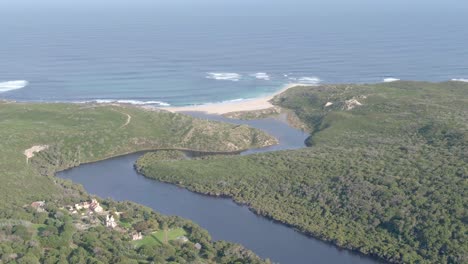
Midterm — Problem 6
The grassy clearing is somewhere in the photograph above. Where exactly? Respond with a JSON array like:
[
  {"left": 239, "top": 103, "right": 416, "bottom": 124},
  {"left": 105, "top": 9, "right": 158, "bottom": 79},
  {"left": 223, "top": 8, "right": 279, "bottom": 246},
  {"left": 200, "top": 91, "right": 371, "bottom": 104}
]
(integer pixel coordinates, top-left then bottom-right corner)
[{"left": 134, "top": 228, "right": 187, "bottom": 247}]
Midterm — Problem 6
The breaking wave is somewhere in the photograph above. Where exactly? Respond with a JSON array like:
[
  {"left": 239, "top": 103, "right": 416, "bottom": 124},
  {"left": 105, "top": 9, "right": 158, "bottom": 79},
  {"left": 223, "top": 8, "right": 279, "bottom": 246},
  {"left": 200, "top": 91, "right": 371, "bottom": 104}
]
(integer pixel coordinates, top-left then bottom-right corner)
[
  {"left": 250, "top": 72, "right": 270, "bottom": 81},
  {"left": 383, "top": 78, "right": 400, "bottom": 82},
  {"left": 0, "top": 80, "right": 29, "bottom": 92},
  {"left": 289, "top": 77, "right": 321, "bottom": 85},
  {"left": 206, "top": 72, "right": 241, "bottom": 81},
  {"left": 196, "top": 98, "right": 248, "bottom": 106},
  {"left": 77, "top": 99, "right": 171, "bottom": 106},
  {"left": 451, "top": 78, "right": 468, "bottom": 82}
]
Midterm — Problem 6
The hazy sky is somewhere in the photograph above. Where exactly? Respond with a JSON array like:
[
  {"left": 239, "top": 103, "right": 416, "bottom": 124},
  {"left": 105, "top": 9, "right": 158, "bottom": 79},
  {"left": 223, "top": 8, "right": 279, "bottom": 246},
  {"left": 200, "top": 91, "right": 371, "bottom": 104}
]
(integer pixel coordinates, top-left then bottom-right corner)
[{"left": 2, "top": 0, "right": 468, "bottom": 15}]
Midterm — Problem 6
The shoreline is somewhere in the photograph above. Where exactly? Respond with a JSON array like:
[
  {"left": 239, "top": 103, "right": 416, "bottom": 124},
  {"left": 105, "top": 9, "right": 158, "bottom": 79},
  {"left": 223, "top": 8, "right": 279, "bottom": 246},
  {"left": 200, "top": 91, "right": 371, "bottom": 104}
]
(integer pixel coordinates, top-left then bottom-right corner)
[
  {"left": 136, "top": 171, "right": 385, "bottom": 264},
  {"left": 3, "top": 80, "right": 466, "bottom": 111},
  {"left": 160, "top": 83, "right": 306, "bottom": 114}
]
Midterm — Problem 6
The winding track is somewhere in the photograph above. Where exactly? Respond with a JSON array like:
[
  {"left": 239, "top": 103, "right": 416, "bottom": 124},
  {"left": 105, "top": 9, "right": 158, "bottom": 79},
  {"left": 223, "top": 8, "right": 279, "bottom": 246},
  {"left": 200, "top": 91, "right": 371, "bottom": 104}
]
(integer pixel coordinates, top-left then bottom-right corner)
[{"left": 120, "top": 112, "right": 131, "bottom": 128}]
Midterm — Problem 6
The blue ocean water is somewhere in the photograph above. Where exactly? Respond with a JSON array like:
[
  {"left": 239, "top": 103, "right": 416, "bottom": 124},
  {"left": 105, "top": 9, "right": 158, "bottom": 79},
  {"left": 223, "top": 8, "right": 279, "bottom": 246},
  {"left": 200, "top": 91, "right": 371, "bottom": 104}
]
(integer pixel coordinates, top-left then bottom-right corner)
[{"left": 0, "top": 0, "right": 467, "bottom": 106}]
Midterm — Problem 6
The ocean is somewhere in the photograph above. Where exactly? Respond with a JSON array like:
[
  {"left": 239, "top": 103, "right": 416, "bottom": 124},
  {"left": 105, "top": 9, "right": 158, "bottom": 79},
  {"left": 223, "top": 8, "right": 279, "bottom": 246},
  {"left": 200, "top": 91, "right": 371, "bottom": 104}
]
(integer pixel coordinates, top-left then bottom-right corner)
[{"left": 1, "top": 0, "right": 467, "bottom": 106}]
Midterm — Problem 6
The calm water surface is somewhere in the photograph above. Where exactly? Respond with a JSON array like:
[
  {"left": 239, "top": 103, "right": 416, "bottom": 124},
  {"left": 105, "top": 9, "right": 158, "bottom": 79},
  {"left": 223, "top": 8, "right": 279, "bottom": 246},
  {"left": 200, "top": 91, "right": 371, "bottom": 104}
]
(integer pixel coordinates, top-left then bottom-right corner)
[
  {"left": 186, "top": 112, "right": 309, "bottom": 155},
  {"left": 58, "top": 114, "right": 382, "bottom": 264}
]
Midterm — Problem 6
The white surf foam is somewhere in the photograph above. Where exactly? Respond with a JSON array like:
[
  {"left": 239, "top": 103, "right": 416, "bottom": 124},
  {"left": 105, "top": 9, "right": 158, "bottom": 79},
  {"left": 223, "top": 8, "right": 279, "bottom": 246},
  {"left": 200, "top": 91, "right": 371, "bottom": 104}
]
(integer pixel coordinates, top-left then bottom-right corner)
[
  {"left": 115, "top": 100, "right": 171, "bottom": 106},
  {"left": 196, "top": 98, "right": 249, "bottom": 106},
  {"left": 77, "top": 99, "right": 171, "bottom": 106},
  {"left": 289, "top": 77, "right": 321, "bottom": 85},
  {"left": 451, "top": 78, "right": 468, "bottom": 83},
  {"left": 250, "top": 72, "right": 270, "bottom": 81},
  {"left": 221, "top": 98, "right": 248, "bottom": 103},
  {"left": 92, "top": 99, "right": 113, "bottom": 104},
  {"left": 0, "top": 80, "right": 29, "bottom": 92},
  {"left": 383, "top": 78, "right": 400, "bottom": 82},
  {"left": 206, "top": 72, "right": 241, "bottom": 81}
]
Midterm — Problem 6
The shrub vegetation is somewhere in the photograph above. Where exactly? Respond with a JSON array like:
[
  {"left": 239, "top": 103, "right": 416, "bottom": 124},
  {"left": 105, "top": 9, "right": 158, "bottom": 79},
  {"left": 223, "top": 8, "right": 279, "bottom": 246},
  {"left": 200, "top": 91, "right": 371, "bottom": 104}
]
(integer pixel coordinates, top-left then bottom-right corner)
[{"left": 137, "top": 81, "right": 468, "bottom": 263}]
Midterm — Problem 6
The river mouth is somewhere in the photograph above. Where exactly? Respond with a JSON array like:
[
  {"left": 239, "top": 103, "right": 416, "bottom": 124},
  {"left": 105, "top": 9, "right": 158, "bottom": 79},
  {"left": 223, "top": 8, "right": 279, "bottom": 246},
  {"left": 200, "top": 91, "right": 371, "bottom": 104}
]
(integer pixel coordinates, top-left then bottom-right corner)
[
  {"left": 57, "top": 113, "right": 382, "bottom": 264},
  {"left": 184, "top": 112, "right": 309, "bottom": 155}
]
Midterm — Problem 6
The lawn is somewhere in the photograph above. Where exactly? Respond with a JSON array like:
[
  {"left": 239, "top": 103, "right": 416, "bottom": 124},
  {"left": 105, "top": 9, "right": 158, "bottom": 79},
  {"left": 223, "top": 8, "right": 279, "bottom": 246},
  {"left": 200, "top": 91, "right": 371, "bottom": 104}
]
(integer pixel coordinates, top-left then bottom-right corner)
[
  {"left": 119, "top": 219, "right": 133, "bottom": 229},
  {"left": 133, "top": 228, "right": 187, "bottom": 247}
]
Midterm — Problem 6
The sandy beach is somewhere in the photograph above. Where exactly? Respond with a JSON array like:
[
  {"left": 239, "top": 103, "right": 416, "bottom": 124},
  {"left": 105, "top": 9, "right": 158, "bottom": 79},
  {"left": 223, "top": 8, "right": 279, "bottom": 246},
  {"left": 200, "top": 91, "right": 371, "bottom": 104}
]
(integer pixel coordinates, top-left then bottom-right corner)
[{"left": 161, "top": 83, "right": 303, "bottom": 114}]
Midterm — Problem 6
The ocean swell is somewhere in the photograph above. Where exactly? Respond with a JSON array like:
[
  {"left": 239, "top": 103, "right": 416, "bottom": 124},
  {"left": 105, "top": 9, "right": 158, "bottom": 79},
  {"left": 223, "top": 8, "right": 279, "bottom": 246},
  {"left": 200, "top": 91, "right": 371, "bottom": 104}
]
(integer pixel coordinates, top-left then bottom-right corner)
[{"left": 0, "top": 80, "right": 29, "bottom": 92}]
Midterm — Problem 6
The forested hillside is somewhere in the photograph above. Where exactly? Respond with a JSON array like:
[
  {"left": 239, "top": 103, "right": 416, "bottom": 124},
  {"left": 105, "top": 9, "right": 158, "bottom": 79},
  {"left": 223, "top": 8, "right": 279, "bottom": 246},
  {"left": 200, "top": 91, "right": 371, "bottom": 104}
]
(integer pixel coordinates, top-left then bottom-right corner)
[
  {"left": 136, "top": 81, "right": 468, "bottom": 263},
  {"left": 0, "top": 102, "right": 273, "bottom": 263}
]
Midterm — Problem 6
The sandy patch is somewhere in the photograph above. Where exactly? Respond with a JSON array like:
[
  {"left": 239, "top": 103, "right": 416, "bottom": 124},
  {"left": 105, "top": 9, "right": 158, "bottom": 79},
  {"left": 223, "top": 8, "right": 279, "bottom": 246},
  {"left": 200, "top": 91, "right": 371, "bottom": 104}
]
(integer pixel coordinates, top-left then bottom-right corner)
[
  {"left": 24, "top": 145, "right": 49, "bottom": 160},
  {"left": 160, "top": 83, "right": 307, "bottom": 115},
  {"left": 344, "top": 99, "right": 362, "bottom": 110}
]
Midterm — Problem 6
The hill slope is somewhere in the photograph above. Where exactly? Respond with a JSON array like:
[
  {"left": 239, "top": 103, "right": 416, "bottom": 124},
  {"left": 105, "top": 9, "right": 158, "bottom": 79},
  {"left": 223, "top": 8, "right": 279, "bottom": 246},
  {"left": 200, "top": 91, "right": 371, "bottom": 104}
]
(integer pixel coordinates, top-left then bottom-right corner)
[
  {"left": 136, "top": 81, "right": 468, "bottom": 263},
  {"left": 0, "top": 102, "right": 274, "bottom": 263}
]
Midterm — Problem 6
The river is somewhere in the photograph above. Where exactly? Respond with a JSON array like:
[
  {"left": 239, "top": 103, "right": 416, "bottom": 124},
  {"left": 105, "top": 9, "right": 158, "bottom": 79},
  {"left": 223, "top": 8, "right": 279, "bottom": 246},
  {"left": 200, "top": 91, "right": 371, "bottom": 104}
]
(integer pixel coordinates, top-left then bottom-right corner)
[{"left": 58, "top": 112, "right": 382, "bottom": 264}]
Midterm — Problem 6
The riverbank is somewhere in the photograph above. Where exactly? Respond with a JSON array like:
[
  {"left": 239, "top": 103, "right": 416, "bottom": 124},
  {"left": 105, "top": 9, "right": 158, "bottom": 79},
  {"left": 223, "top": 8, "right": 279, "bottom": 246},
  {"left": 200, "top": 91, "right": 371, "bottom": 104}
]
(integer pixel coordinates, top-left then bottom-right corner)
[
  {"left": 135, "top": 81, "right": 468, "bottom": 264},
  {"left": 59, "top": 151, "right": 381, "bottom": 264},
  {"left": 134, "top": 160, "right": 383, "bottom": 263},
  {"left": 160, "top": 83, "right": 305, "bottom": 114},
  {"left": 0, "top": 102, "right": 278, "bottom": 263}
]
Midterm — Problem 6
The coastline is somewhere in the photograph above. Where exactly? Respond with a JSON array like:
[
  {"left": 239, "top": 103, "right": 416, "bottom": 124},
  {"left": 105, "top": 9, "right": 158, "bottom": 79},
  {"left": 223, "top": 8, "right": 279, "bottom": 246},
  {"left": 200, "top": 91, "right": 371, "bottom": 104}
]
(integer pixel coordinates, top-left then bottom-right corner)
[{"left": 160, "top": 83, "right": 305, "bottom": 114}]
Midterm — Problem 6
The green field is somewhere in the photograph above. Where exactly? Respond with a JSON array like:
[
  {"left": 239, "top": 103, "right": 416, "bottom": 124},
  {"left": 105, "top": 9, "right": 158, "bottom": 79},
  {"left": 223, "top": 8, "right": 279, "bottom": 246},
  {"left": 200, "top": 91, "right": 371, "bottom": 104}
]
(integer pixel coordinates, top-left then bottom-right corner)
[
  {"left": 134, "top": 228, "right": 187, "bottom": 247},
  {"left": 137, "top": 81, "right": 468, "bottom": 264},
  {"left": 0, "top": 102, "right": 271, "bottom": 263}
]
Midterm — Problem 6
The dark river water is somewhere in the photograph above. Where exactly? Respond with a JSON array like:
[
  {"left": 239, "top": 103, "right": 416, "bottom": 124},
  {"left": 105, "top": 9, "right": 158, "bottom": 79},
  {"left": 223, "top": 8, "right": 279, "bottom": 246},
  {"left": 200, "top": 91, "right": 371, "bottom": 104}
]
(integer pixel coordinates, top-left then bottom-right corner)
[{"left": 58, "top": 113, "right": 381, "bottom": 264}]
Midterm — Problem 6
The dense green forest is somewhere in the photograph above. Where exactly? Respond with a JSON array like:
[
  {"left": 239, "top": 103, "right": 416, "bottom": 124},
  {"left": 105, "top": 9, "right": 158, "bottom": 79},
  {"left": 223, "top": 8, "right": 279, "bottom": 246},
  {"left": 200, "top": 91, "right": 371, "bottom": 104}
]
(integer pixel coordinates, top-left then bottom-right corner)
[
  {"left": 136, "top": 81, "right": 468, "bottom": 263},
  {"left": 0, "top": 102, "right": 273, "bottom": 263}
]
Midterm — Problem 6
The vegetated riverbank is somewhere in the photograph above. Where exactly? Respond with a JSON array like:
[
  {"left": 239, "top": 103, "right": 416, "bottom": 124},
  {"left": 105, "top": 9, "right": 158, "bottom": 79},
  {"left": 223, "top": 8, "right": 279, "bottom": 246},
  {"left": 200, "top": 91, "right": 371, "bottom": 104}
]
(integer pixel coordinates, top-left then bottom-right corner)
[
  {"left": 135, "top": 150, "right": 386, "bottom": 263},
  {"left": 0, "top": 102, "right": 275, "bottom": 263},
  {"left": 59, "top": 151, "right": 381, "bottom": 264},
  {"left": 135, "top": 81, "right": 468, "bottom": 264},
  {"left": 134, "top": 150, "right": 382, "bottom": 261}
]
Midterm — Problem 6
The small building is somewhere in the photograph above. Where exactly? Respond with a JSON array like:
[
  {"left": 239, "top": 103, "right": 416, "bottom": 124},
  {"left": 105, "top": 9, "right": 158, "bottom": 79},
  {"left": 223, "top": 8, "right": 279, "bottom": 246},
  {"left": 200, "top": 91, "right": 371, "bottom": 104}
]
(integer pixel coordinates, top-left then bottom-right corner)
[
  {"left": 105, "top": 214, "right": 117, "bottom": 228},
  {"left": 66, "top": 205, "right": 78, "bottom": 214},
  {"left": 89, "top": 199, "right": 103, "bottom": 213},
  {"left": 75, "top": 201, "right": 91, "bottom": 210},
  {"left": 30, "top": 201, "right": 45, "bottom": 212},
  {"left": 73, "top": 199, "right": 103, "bottom": 213},
  {"left": 131, "top": 232, "right": 143, "bottom": 241}
]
